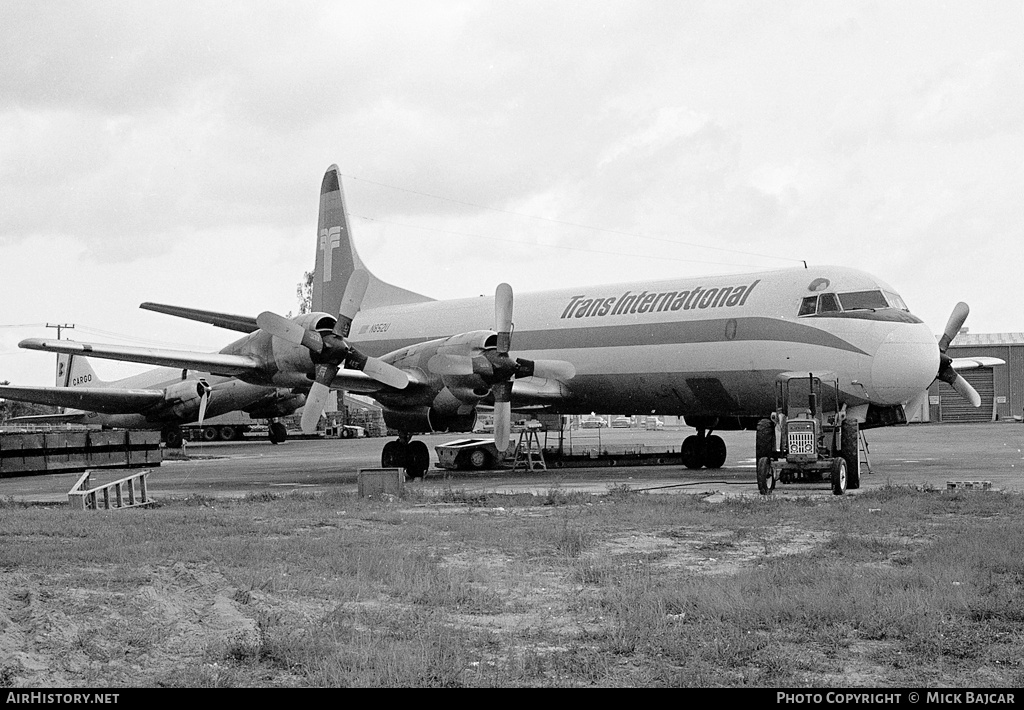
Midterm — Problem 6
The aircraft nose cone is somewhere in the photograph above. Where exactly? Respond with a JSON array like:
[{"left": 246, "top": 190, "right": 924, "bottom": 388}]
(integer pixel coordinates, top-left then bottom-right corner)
[{"left": 870, "top": 324, "right": 939, "bottom": 404}]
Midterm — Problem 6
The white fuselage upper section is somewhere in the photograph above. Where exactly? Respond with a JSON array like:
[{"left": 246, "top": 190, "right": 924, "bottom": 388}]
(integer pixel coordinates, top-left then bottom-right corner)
[{"left": 346, "top": 266, "right": 939, "bottom": 417}]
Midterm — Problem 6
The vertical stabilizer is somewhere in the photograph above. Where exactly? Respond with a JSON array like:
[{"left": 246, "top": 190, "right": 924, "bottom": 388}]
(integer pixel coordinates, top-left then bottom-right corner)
[
  {"left": 55, "top": 354, "right": 107, "bottom": 389},
  {"left": 313, "top": 165, "right": 433, "bottom": 315}
]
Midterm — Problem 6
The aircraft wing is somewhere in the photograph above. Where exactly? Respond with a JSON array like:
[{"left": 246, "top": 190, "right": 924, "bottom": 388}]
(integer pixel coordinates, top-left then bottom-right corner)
[
  {"left": 0, "top": 384, "right": 165, "bottom": 414},
  {"left": 952, "top": 356, "right": 1005, "bottom": 370},
  {"left": 19, "top": 338, "right": 261, "bottom": 377},
  {"left": 139, "top": 303, "right": 259, "bottom": 333}
]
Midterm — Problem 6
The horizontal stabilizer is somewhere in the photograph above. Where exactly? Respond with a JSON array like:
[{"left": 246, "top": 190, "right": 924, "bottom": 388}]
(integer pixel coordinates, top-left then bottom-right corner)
[
  {"left": 951, "top": 356, "right": 1005, "bottom": 370},
  {"left": 140, "top": 303, "right": 259, "bottom": 333},
  {"left": 19, "top": 338, "right": 261, "bottom": 377},
  {"left": 0, "top": 384, "right": 165, "bottom": 414},
  {"left": 5, "top": 413, "right": 88, "bottom": 425}
]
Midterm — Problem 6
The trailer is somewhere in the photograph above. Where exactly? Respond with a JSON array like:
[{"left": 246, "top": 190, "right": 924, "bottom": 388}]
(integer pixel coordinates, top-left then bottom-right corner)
[{"left": 434, "top": 438, "right": 510, "bottom": 471}]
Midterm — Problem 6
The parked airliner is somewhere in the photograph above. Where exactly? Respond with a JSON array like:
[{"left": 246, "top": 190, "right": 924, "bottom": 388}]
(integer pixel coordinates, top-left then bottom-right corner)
[{"left": 9, "top": 165, "right": 997, "bottom": 481}]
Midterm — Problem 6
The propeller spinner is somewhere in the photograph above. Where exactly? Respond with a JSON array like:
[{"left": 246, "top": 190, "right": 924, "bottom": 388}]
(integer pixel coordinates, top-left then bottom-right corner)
[
  {"left": 256, "top": 269, "right": 408, "bottom": 433},
  {"left": 935, "top": 302, "right": 981, "bottom": 407}
]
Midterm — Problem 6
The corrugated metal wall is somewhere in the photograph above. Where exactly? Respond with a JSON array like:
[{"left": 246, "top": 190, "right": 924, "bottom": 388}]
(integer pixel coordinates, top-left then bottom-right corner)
[{"left": 937, "top": 368, "right": 996, "bottom": 422}]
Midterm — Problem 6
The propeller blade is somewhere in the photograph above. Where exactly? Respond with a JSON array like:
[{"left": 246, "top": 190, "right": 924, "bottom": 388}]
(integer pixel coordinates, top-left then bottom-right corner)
[
  {"left": 362, "top": 357, "right": 410, "bottom": 389},
  {"left": 494, "top": 401, "right": 512, "bottom": 453},
  {"left": 952, "top": 374, "right": 982, "bottom": 408},
  {"left": 301, "top": 381, "right": 331, "bottom": 434},
  {"left": 521, "top": 359, "right": 576, "bottom": 382},
  {"left": 495, "top": 283, "right": 513, "bottom": 354},
  {"left": 427, "top": 353, "right": 475, "bottom": 376},
  {"left": 336, "top": 269, "right": 370, "bottom": 337},
  {"left": 257, "top": 311, "right": 324, "bottom": 353},
  {"left": 493, "top": 381, "right": 512, "bottom": 452},
  {"left": 195, "top": 378, "right": 212, "bottom": 426},
  {"left": 939, "top": 302, "right": 969, "bottom": 353},
  {"left": 301, "top": 363, "right": 338, "bottom": 433},
  {"left": 938, "top": 367, "right": 982, "bottom": 408}
]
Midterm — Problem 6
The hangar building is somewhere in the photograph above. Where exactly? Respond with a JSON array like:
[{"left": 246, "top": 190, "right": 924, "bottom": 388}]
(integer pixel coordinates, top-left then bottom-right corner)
[{"left": 926, "top": 332, "right": 1024, "bottom": 423}]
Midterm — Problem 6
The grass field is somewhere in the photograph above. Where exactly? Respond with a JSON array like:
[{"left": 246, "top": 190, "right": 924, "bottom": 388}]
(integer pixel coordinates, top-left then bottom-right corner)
[{"left": 2, "top": 484, "right": 1024, "bottom": 688}]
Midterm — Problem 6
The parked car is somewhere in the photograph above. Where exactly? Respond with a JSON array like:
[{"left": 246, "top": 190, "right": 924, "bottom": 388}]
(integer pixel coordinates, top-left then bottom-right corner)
[
  {"left": 644, "top": 417, "right": 665, "bottom": 430},
  {"left": 579, "top": 417, "right": 607, "bottom": 428},
  {"left": 611, "top": 416, "right": 631, "bottom": 428}
]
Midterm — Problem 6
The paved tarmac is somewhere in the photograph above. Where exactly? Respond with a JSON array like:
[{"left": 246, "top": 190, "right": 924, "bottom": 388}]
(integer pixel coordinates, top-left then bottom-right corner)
[{"left": 2, "top": 422, "right": 1022, "bottom": 504}]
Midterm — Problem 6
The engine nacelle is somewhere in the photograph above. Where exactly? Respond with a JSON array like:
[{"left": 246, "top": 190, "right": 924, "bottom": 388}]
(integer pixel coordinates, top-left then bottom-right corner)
[
  {"left": 245, "top": 389, "right": 306, "bottom": 419},
  {"left": 156, "top": 379, "right": 211, "bottom": 421},
  {"left": 267, "top": 311, "right": 337, "bottom": 380},
  {"left": 382, "top": 406, "right": 477, "bottom": 435}
]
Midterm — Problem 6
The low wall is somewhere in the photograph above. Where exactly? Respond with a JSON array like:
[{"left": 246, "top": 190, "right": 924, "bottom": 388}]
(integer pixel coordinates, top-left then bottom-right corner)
[{"left": 0, "top": 429, "right": 161, "bottom": 476}]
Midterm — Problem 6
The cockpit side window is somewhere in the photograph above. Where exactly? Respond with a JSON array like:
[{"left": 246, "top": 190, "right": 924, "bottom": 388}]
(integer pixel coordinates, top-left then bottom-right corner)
[
  {"left": 838, "top": 290, "right": 889, "bottom": 311},
  {"left": 818, "top": 293, "right": 841, "bottom": 313},
  {"left": 884, "top": 291, "right": 908, "bottom": 311},
  {"left": 798, "top": 292, "right": 842, "bottom": 316},
  {"left": 798, "top": 296, "right": 818, "bottom": 316}
]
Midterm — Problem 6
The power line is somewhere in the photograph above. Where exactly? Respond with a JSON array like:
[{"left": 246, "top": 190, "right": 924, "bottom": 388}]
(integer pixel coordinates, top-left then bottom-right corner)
[
  {"left": 350, "top": 214, "right": 769, "bottom": 270},
  {"left": 342, "top": 173, "right": 805, "bottom": 266}
]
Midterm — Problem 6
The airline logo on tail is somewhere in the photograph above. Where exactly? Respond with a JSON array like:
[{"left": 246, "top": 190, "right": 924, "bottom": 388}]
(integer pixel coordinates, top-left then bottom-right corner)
[{"left": 320, "top": 227, "right": 342, "bottom": 283}]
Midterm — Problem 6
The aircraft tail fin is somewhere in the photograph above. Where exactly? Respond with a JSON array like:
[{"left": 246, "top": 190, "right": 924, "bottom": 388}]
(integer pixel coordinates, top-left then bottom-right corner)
[
  {"left": 55, "top": 353, "right": 108, "bottom": 389},
  {"left": 313, "top": 164, "right": 434, "bottom": 315}
]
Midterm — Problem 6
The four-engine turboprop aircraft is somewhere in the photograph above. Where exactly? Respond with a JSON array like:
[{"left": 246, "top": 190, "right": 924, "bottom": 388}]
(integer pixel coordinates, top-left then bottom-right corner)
[{"left": 10, "top": 164, "right": 1002, "bottom": 481}]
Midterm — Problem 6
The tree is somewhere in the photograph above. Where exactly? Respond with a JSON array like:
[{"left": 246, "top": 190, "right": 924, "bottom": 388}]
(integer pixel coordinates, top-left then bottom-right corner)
[
  {"left": 0, "top": 381, "right": 58, "bottom": 422},
  {"left": 296, "top": 270, "right": 314, "bottom": 316}
]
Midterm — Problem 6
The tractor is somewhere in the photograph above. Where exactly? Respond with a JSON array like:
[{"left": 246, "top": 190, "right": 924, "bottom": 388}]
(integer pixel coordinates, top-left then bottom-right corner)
[{"left": 756, "top": 371, "right": 860, "bottom": 496}]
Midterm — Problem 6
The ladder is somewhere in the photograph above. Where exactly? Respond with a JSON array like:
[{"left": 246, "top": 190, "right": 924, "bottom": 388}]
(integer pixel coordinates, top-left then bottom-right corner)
[
  {"left": 859, "top": 430, "right": 873, "bottom": 475},
  {"left": 511, "top": 427, "right": 547, "bottom": 471}
]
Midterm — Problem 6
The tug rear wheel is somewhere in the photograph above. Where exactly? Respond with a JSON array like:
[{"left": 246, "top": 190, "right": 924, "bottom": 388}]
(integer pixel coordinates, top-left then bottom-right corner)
[
  {"left": 756, "top": 457, "right": 775, "bottom": 495},
  {"left": 831, "top": 457, "right": 848, "bottom": 496}
]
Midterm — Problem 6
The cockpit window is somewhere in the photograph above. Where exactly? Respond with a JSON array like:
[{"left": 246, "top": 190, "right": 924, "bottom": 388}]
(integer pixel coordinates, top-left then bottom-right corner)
[
  {"left": 798, "top": 296, "right": 817, "bottom": 316},
  {"left": 818, "top": 293, "right": 841, "bottom": 313},
  {"left": 884, "top": 291, "right": 908, "bottom": 311},
  {"left": 797, "top": 292, "right": 841, "bottom": 316},
  {"left": 837, "top": 290, "right": 889, "bottom": 311},
  {"left": 798, "top": 288, "right": 910, "bottom": 317}
]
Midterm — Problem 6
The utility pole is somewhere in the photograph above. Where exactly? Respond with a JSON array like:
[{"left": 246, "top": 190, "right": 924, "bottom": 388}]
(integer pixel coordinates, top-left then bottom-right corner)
[
  {"left": 46, "top": 323, "right": 74, "bottom": 340},
  {"left": 46, "top": 324, "right": 75, "bottom": 394}
]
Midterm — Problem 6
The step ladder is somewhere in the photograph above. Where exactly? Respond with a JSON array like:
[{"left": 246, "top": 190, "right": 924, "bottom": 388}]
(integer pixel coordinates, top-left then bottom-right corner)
[
  {"left": 859, "top": 430, "right": 873, "bottom": 475},
  {"left": 511, "top": 427, "right": 547, "bottom": 471},
  {"left": 68, "top": 469, "right": 155, "bottom": 510}
]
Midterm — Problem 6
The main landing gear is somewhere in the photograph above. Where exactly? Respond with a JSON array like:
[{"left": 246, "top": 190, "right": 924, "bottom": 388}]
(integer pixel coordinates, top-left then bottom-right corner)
[
  {"left": 681, "top": 429, "right": 727, "bottom": 470},
  {"left": 381, "top": 433, "right": 430, "bottom": 480},
  {"left": 162, "top": 425, "right": 184, "bottom": 449},
  {"left": 268, "top": 421, "right": 287, "bottom": 445}
]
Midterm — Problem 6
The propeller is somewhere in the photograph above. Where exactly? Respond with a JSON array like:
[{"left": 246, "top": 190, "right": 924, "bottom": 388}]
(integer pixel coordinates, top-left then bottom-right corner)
[
  {"left": 483, "top": 284, "right": 576, "bottom": 452},
  {"left": 255, "top": 270, "right": 409, "bottom": 433},
  {"left": 425, "top": 283, "right": 576, "bottom": 452},
  {"left": 935, "top": 301, "right": 981, "bottom": 407},
  {"left": 197, "top": 379, "right": 210, "bottom": 426},
  {"left": 492, "top": 284, "right": 515, "bottom": 451}
]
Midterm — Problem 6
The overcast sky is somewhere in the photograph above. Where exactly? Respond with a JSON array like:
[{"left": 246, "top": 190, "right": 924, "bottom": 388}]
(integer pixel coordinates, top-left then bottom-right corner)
[{"left": 2, "top": 0, "right": 1022, "bottom": 386}]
